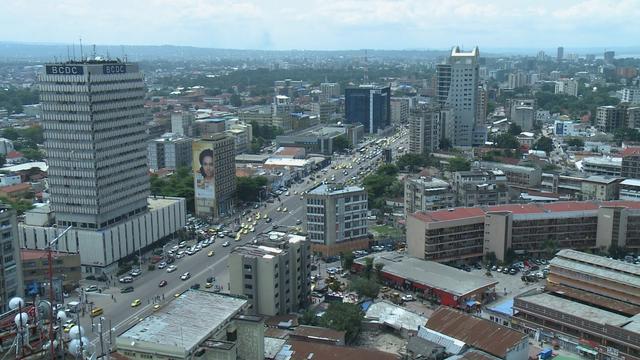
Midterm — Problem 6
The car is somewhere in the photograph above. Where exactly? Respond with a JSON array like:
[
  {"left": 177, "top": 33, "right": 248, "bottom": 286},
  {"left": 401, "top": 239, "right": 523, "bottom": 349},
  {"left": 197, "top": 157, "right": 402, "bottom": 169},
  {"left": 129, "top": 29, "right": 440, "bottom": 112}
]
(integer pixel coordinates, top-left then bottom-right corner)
[
  {"left": 171, "top": 245, "right": 179, "bottom": 252},
  {"left": 208, "top": 250, "right": 215, "bottom": 257},
  {"left": 120, "top": 286, "right": 134, "bottom": 293},
  {"left": 190, "top": 283, "right": 200, "bottom": 290},
  {"left": 474, "top": 263, "right": 483, "bottom": 270},
  {"left": 206, "top": 276, "right": 215, "bottom": 283},
  {"left": 282, "top": 207, "right": 288, "bottom": 212},
  {"left": 254, "top": 203, "right": 259, "bottom": 209},
  {"left": 130, "top": 269, "right": 142, "bottom": 277},
  {"left": 178, "top": 241, "right": 187, "bottom": 248},
  {"left": 180, "top": 272, "right": 191, "bottom": 280},
  {"left": 265, "top": 217, "right": 272, "bottom": 223},
  {"left": 174, "top": 293, "right": 181, "bottom": 298},
  {"left": 205, "top": 282, "right": 213, "bottom": 288},
  {"left": 63, "top": 321, "right": 76, "bottom": 333},
  {"left": 119, "top": 276, "right": 133, "bottom": 283},
  {"left": 153, "top": 304, "right": 161, "bottom": 311},
  {"left": 491, "top": 265, "right": 497, "bottom": 271},
  {"left": 285, "top": 192, "right": 290, "bottom": 196},
  {"left": 157, "top": 262, "right": 167, "bottom": 269},
  {"left": 131, "top": 299, "right": 141, "bottom": 307},
  {"left": 85, "top": 285, "right": 99, "bottom": 292},
  {"left": 401, "top": 294, "right": 414, "bottom": 302},
  {"left": 510, "top": 268, "right": 518, "bottom": 275},
  {"left": 222, "top": 241, "right": 230, "bottom": 247},
  {"left": 296, "top": 219, "right": 302, "bottom": 225},
  {"left": 158, "top": 280, "right": 168, "bottom": 287},
  {"left": 276, "top": 207, "right": 282, "bottom": 212},
  {"left": 166, "top": 265, "right": 178, "bottom": 273}
]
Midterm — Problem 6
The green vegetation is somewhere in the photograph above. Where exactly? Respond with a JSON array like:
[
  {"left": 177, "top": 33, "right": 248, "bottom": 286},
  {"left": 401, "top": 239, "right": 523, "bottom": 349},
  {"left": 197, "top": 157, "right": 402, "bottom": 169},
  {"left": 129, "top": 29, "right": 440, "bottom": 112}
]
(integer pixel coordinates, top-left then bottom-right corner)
[
  {"left": 565, "top": 137, "right": 584, "bottom": 148},
  {"left": 0, "top": 196, "right": 34, "bottom": 215},
  {"left": 447, "top": 157, "right": 471, "bottom": 172},
  {"left": 349, "top": 276, "right": 380, "bottom": 299},
  {"left": 299, "top": 309, "right": 318, "bottom": 326},
  {"left": 613, "top": 128, "right": 640, "bottom": 145},
  {"left": 0, "top": 88, "right": 39, "bottom": 115},
  {"left": 249, "top": 122, "right": 284, "bottom": 153},
  {"left": 341, "top": 252, "right": 354, "bottom": 271},
  {"left": 362, "top": 164, "right": 403, "bottom": 212},
  {"left": 533, "top": 136, "right": 554, "bottom": 154},
  {"left": 236, "top": 176, "right": 268, "bottom": 202},
  {"left": 319, "top": 302, "right": 364, "bottom": 344},
  {"left": 333, "top": 135, "right": 352, "bottom": 153},
  {"left": 534, "top": 84, "right": 619, "bottom": 118},
  {"left": 371, "top": 225, "right": 403, "bottom": 239},
  {"left": 2, "top": 126, "right": 44, "bottom": 152},
  {"left": 508, "top": 123, "right": 522, "bottom": 136},
  {"left": 493, "top": 133, "right": 520, "bottom": 149},
  {"left": 150, "top": 167, "right": 195, "bottom": 212},
  {"left": 396, "top": 153, "right": 436, "bottom": 172}
]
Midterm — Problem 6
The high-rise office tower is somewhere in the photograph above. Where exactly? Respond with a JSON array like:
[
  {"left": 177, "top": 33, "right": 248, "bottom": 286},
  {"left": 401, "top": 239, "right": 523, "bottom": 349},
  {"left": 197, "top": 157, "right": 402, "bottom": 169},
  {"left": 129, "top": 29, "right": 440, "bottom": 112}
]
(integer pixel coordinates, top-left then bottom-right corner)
[
  {"left": 557, "top": 46, "right": 564, "bottom": 61},
  {"left": 40, "top": 61, "right": 149, "bottom": 229},
  {"left": 409, "top": 105, "right": 440, "bottom": 155},
  {"left": 320, "top": 82, "right": 341, "bottom": 102},
  {"left": 604, "top": 51, "right": 615, "bottom": 64},
  {"left": 345, "top": 85, "right": 391, "bottom": 134},
  {"left": 436, "top": 46, "right": 481, "bottom": 147}
]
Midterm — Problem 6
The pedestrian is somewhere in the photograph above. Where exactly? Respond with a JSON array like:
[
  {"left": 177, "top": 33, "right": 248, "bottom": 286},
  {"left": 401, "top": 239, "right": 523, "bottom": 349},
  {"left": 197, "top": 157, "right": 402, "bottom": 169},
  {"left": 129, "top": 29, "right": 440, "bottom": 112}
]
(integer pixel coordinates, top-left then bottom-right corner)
[{"left": 162, "top": 293, "right": 164, "bottom": 300}]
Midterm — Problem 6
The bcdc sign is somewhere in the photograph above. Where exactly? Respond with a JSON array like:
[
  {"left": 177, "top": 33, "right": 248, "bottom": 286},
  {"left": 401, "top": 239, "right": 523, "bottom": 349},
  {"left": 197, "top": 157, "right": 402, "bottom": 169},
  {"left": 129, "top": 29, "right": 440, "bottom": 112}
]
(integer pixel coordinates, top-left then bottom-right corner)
[
  {"left": 103, "top": 64, "right": 127, "bottom": 74},
  {"left": 46, "top": 65, "right": 84, "bottom": 75}
]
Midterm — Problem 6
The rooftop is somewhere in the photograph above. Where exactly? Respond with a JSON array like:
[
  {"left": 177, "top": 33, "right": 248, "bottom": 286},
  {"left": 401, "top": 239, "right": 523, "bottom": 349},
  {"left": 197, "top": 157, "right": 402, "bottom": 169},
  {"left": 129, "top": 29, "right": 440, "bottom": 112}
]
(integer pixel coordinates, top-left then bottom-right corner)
[
  {"left": 410, "top": 208, "right": 485, "bottom": 223},
  {"left": 516, "top": 293, "right": 629, "bottom": 327},
  {"left": 148, "top": 196, "right": 183, "bottom": 211},
  {"left": 426, "top": 307, "right": 526, "bottom": 358},
  {"left": 264, "top": 158, "right": 309, "bottom": 167},
  {"left": 117, "top": 290, "right": 247, "bottom": 355},
  {"left": 21, "top": 249, "right": 78, "bottom": 261},
  {"left": 354, "top": 253, "right": 497, "bottom": 297},
  {"left": 1, "top": 161, "right": 47, "bottom": 172},
  {"left": 365, "top": 301, "right": 428, "bottom": 332},
  {"left": 290, "top": 325, "right": 345, "bottom": 343},
  {"left": 552, "top": 249, "right": 640, "bottom": 288},
  {"left": 308, "top": 184, "right": 365, "bottom": 196},
  {"left": 280, "top": 340, "right": 399, "bottom": 360},
  {"left": 583, "top": 175, "right": 622, "bottom": 184},
  {"left": 582, "top": 156, "right": 622, "bottom": 166}
]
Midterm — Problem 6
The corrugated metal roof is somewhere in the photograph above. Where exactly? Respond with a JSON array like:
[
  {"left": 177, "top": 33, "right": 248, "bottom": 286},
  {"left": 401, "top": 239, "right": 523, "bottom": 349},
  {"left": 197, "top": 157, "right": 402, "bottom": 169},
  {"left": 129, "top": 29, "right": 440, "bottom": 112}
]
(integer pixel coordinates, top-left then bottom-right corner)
[
  {"left": 426, "top": 307, "right": 526, "bottom": 358},
  {"left": 417, "top": 326, "right": 466, "bottom": 355}
]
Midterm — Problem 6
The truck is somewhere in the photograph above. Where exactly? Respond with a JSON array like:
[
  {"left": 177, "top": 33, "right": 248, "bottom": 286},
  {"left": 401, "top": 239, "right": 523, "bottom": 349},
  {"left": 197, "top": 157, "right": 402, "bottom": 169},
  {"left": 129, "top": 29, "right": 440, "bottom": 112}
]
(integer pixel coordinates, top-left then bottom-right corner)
[{"left": 66, "top": 301, "right": 80, "bottom": 314}]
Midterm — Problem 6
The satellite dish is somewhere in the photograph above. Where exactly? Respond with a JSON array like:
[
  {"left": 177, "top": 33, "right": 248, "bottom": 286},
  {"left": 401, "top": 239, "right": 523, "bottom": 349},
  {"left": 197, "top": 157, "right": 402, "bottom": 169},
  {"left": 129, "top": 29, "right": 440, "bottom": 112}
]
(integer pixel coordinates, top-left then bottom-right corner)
[
  {"left": 69, "top": 325, "right": 85, "bottom": 339},
  {"left": 69, "top": 339, "right": 80, "bottom": 354},
  {"left": 14, "top": 313, "right": 29, "bottom": 327},
  {"left": 56, "top": 310, "right": 67, "bottom": 322},
  {"left": 9, "top": 297, "right": 25, "bottom": 310},
  {"left": 38, "top": 300, "right": 51, "bottom": 319}
]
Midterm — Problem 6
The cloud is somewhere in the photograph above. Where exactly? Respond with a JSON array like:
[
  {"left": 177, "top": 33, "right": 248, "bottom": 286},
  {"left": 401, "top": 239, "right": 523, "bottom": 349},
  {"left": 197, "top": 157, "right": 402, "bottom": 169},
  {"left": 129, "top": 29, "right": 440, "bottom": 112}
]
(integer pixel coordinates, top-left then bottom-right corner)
[{"left": 0, "top": 0, "right": 638, "bottom": 50}]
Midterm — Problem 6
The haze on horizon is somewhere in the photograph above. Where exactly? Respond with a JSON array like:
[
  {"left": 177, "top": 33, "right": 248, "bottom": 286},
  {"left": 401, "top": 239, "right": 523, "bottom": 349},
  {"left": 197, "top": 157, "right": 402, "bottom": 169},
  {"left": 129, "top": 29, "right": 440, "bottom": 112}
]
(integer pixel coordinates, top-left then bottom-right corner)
[{"left": 1, "top": 0, "right": 639, "bottom": 52}]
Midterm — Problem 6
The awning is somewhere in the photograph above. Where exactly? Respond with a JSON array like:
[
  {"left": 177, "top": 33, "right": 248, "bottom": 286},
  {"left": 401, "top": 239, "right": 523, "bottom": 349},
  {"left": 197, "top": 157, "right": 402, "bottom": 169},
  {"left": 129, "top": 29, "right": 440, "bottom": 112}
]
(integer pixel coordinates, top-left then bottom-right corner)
[
  {"left": 576, "top": 346, "right": 598, "bottom": 356},
  {"left": 466, "top": 300, "right": 476, "bottom": 307}
]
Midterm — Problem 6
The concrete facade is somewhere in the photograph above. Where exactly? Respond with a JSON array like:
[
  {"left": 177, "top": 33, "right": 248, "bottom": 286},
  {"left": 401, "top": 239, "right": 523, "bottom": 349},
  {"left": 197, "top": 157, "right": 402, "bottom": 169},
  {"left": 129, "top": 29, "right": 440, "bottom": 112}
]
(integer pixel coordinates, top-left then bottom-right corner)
[{"left": 0, "top": 205, "right": 23, "bottom": 312}]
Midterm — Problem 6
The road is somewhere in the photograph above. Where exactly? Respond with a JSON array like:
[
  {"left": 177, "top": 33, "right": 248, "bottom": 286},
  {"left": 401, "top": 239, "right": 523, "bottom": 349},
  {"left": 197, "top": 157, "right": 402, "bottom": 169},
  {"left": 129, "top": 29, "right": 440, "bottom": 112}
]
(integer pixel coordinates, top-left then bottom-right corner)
[{"left": 77, "top": 128, "right": 408, "bottom": 351}]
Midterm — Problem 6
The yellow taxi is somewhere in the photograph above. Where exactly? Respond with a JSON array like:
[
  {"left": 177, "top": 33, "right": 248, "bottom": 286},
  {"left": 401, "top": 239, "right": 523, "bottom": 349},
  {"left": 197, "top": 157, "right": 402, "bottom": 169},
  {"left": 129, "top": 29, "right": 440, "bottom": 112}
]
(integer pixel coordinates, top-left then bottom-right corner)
[
  {"left": 205, "top": 282, "right": 213, "bottom": 288},
  {"left": 207, "top": 250, "right": 215, "bottom": 257},
  {"left": 174, "top": 293, "right": 181, "bottom": 298},
  {"left": 153, "top": 304, "right": 161, "bottom": 311},
  {"left": 131, "top": 299, "right": 141, "bottom": 307}
]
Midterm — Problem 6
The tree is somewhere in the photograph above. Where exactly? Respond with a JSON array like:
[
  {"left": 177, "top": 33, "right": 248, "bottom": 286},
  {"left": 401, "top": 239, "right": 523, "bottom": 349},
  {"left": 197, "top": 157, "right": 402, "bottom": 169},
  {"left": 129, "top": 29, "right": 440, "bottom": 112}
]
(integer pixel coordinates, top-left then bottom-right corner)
[
  {"left": 319, "top": 302, "right": 363, "bottom": 344},
  {"left": 439, "top": 138, "right": 452, "bottom": 150},
  {"left": 349, "top": 276, "right": 380, "bottom": 299},
  {"left": 447, "top": 157, "right": 471, "bottom": 172},
  {"left": 544, "top": 238, "right": 558, "bottom": 259},
  {"left": 333, "top": 135, "right": 352, "bottom": 153},
  {"left": 396, "top": 153, "right": 433, "bottom": 173},
  {"left": 374, "top": 262, "right": 385, "bottom": 282},
  {"left": 1, "top": 127, "right": 19, "bottom": 141},
  {"left": 235, "top": 176, "right": 268, "bottom": 202},
  {"left": 565, "top": 137, "right": 584, "bottom": 148},
  {"left": 21, "top": 148, "right": 44, "bottom": 161},
  {"left": 299, "top": 309, "right": 317, "bottom": 326},
  {"left": 341, "top": 252, "right": 354, "bottom": 272},
  {"left": 534, "top": 136, "right": 553, "bottom": 154},
  {"left": 363, "top": 257, "right": 374, "bottom": 279},
  {"left": 230, "top": 94, "right": 242, "bottom": 107},
  {"left": 150, "top": 167, "right": 195, "bottom": 212},
  {"left": 484, "top": 251, "right": 497, "bottom": 266},
  {"left": 504, "top": 247, "right": 517, "bottom": 265},
  {"left": 508, "top": 123, "right": 522, "bottom": 136},
  {"left": 494, "top": 133, "right": 520, "bottom": 149}
]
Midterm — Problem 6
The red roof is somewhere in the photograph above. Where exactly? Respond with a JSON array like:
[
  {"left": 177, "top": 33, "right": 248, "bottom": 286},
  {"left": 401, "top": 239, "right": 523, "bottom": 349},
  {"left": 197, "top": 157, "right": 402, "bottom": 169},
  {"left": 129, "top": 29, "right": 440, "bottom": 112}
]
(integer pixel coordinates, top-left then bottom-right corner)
[
  {"left": 411, "top": 208, "right": 485, "bottom": 223},
  {"left": 286, "top": 340, "right": 399, "bottom": 360},
  {"left": 621, "top": 147, "right": 640, "bottom": 157},
  {"left": 486, "top": 204, "right": 545, "bottom": 215},
  {"left": 0, "top": 182, "right": 30, "bottom": 193},
  {"left": 541, "top": 201, "right": 600, "bottom": 213},
  {"left": 5, "top": 151, "right": 23, "bottom": 159},
  {"left": 601, "top": 200, "right": 640, "bottom": 209},
  {"left": 21, "top": 249, "right": 78, "bottom": 261}
]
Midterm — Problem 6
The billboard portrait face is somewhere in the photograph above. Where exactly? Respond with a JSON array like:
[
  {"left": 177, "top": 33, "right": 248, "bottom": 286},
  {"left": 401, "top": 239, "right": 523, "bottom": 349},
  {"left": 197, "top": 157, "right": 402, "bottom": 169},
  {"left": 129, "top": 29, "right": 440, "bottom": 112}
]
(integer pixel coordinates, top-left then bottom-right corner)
[{"left": 193, "top": 141, "right": 215, "bottom": 200}]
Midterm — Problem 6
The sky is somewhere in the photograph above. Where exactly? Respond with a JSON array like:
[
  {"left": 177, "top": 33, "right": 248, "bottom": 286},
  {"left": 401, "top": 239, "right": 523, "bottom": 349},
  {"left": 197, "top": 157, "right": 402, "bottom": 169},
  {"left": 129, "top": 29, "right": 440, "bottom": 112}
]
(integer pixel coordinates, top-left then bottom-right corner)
[{"left": 1, "top": 0, "right": 639, "bottom": 51}]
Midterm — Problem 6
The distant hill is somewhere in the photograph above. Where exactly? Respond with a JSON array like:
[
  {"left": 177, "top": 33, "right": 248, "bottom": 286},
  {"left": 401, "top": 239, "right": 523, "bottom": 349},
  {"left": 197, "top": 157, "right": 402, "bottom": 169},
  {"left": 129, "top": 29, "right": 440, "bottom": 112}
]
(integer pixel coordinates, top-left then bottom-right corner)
[{"left": 0, "top": 42, "right": 451, "bottom": 62}]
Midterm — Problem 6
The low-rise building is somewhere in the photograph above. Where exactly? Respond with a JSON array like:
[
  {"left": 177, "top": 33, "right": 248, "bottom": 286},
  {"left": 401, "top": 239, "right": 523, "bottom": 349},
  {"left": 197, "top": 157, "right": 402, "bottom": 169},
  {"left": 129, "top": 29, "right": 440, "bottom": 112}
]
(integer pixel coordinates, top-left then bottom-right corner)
[
  {"left": 424, "top": 306, "right": 529, "bottom": 360},
  {"left": 581, "top": 156, "right": 622, "bottom": 177},
  {"left": 514, "top": 250, "right": 640, "bottom": 360},
  {"left": 147, "top": 133, "right": 193, "bottom": 171},
  {"left": 21, "top": 249, "right": 80, "bottom": 296},
  {"left": 0, "top": 205, "right": 23, "bottom": 312},
  {"left": 305, "top": 184, "right": 369, "bottom": 257},
  {"left": 353, "top": 252, "right": 498, "bottom": 308},
  {"left": 453, "top": 169, "right": 508, "bottom": 207},
  {"left": 479, "top": 162, "right": 542, "bottom": 188},
  {"left": 116, "top": 290, "right": 264, "bottom": 360},
  {"left": 404, "top": 176, "right": 454, "bottom": 215},
  {"left": 580, "top": 175, "right": 622, "bottom": 201},
  {"left": 620, "top": 179, "right": 640, "bottom": 201},
  {"left": 275, "top": 127, "right": 345, "bottom": 155},
  {"left": 228, "top": 232, "right": 310, "bottom": 316}
]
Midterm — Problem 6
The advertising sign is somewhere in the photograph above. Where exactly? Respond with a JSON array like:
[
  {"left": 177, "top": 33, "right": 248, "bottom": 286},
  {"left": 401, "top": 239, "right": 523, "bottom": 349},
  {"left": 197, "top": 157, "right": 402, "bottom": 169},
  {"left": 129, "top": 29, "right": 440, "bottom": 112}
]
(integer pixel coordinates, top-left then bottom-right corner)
[
  {"left": 45, "top": 65, "right": 84, "bottom": 75},
  {"left": 193, "top": 140, "right": 215, "bottom": 200}
]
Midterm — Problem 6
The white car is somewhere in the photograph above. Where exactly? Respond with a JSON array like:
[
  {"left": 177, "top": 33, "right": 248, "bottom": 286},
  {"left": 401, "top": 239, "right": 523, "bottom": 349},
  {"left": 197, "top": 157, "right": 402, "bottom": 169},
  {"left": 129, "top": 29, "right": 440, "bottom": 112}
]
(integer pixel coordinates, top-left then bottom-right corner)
[
  {"left": 180, "top": 272, "right": 191, "bottom": 281},
  {"left": 166, "top": 265, "right": 177, "bottom": 273},
  {"left": 402, "top": 294, "right": 414, "bottom": 302},
  {"left": 222, "top": 241, "right": 230, "bottom": 247},
  {"left": 157, "top": 262, "right": 167, "bottom": 269}
]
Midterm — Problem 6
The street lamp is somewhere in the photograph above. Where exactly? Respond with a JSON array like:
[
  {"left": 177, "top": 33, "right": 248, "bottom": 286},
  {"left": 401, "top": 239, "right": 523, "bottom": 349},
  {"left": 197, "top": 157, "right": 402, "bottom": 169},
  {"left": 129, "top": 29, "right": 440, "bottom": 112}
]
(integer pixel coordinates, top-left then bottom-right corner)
[{"left": 46, "top": 225, "right": 72, "bottom": 360}]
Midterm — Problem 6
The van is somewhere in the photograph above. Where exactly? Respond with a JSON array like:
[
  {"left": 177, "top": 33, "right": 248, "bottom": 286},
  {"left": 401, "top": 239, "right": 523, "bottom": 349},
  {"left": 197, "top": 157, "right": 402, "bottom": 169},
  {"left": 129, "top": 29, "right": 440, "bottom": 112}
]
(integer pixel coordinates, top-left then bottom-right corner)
[
  {"left": 66, "top": 301, "right": 80, "bottom": 314},
  {"left": 90, "top": 307, "right": 103, "bottom": 317}
]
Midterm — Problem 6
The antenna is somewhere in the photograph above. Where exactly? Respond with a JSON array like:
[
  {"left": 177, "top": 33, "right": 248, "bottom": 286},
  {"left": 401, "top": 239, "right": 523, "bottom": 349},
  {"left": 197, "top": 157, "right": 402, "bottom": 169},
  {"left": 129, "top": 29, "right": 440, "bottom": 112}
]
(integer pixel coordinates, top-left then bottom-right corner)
[
  {"left": 72, "top": 42, "right": 76, "bottom": 61},
  {"left": 92, "top": 44, "right": 96, "bottom": 59},
  {"left": 79, "top": 37, "right": 84, "bottom": 61},
  {"left": 364, "top": 49, "right": 369, "bottom": 84},
  {"left": 67, "top": 46, "right": 70, "bottom": 61}
]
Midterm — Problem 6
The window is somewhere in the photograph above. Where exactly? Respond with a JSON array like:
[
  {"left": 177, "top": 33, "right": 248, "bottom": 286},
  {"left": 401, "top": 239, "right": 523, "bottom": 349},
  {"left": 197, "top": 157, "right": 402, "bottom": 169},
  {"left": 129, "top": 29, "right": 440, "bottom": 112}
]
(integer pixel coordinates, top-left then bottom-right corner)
[
  {"left": 244, "top": 274, "right": 252, "bottom": 279},
  {"left": 244, "top": 284, "right": 253, "bottom": 289}
]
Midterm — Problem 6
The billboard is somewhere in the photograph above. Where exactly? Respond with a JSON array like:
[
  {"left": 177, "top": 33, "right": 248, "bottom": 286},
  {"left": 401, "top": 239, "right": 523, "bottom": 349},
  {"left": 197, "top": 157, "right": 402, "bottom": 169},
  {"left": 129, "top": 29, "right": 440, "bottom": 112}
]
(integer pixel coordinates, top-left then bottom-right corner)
[{"left": 193, "top": 140, "right": 215, "bottom": 200}]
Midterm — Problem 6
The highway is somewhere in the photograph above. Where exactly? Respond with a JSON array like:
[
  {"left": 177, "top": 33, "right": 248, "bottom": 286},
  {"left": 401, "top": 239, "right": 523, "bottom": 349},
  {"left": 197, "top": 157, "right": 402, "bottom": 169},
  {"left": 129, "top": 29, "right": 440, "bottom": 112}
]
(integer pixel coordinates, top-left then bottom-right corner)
[{"left": 76, "top": 128, "right": 408, "bottom": 352}]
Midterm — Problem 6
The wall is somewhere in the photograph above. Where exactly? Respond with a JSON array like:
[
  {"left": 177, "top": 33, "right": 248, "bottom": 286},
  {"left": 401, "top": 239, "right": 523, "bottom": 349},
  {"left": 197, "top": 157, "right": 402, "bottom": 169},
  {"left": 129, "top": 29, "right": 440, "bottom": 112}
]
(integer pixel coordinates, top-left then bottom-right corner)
[
  {"left": 406, "top": 215, "right": 427, "bottom": 259},
  {"left": 484, "top": 212, "right": 512, "bottom": 262},
  {"left": 235, "top": 318, "right": 265, "bottom": 360}
]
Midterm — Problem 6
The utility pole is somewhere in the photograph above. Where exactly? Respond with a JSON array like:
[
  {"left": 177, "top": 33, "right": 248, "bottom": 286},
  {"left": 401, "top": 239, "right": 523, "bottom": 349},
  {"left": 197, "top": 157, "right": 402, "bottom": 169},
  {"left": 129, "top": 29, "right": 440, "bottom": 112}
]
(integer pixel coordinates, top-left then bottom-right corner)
[
  {"left": 47, "top": 225, "right": 72, "bottom": 360},
  {"left": 98, "top": 317, "right": 105, "bottom": 359}
]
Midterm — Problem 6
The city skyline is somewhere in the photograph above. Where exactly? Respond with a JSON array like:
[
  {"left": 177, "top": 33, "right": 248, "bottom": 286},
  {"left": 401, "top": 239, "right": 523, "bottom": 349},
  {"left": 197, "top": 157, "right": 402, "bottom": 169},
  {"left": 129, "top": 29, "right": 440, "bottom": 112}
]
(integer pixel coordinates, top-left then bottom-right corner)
[{"left": 1, "top": 0, "right": 639, "bottom": 51}]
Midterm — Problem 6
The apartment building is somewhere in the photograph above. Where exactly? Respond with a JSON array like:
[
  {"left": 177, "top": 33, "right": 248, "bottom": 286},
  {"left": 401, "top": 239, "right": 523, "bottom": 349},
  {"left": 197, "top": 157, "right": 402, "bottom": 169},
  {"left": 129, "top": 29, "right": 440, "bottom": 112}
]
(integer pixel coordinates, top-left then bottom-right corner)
[
  {"left": 554, "top": 78, "right": 579, "bottom": 97},
  {"left": 404, "top": 175, "right": 455, "bottom": 214},
  {"left": 621, "top": 147, "right": 640, "bottom": 179},
  {"left": 170, "top": 110, "right": 195, "bottom": 136},
  {"left": 479, "top": 162, "right": 542, "bottom": 188},
  {"left": 21, "top": 249, "right": 80, "bottom": 296},
  {"left": 305, "top": 184, "right": 369, "bottom": 257},
  {"left": 408, "top": 104, "right": 440, "bottom": 155},
  {"left": 193, "top": 135, "right": 237, "bottom": 219},
  {"left": 147, "top": 133, "right": 193, "bottom": 171},
  {"left": 453, "top": 169, "right": 509, "bottom": 207},
  {"left": 596, "top": 104, "right": 630, "bottom": 133},
  {"left": 407, "top": 201, "right": 640, "bottom": 264},
  {"left": 0, "top": 205, "right": 22, "bottom": 312},
  {"left": 620, "top": 179, "right": 640, "bottom": 201},
  {"left": 514, "top": 250, "right": 640, "bottom": 360},
  {"left": 319, "top": 82, "right": 341, "bottom": 102},
  {"left": 390, "top": 97, "right": 410, "bottom": 125},
  {"left": 582, "top": 156, "right": 622, "bottom": 177},
  {"left": 228, "top": 232, "right": 310, "bottom": 316},
  {"left": 580, "top": 175, "right": 622, "bottom": 201},
  {"left": 225, "top": 123, "right": 253, "bottom": 154}
]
